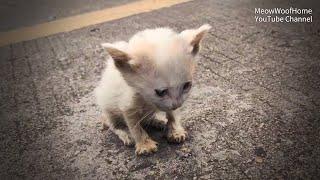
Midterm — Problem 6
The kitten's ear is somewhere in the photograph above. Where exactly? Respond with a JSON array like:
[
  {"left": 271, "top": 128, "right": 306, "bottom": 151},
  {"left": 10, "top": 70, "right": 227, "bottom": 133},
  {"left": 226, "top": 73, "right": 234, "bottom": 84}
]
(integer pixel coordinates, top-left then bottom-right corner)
[
  {"left": 180, "top": 24, "right": 211, "bottom": 56},
  {"left": 102, "top": 43, "right": 135, "bottom": 73}
]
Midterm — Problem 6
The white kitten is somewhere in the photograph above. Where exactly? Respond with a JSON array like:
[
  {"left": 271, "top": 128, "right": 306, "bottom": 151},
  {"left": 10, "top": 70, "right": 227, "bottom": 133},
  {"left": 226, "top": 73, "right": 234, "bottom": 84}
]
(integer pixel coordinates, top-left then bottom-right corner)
[{"left": 95, "top": 24, "right": 211, "bottom": 155}]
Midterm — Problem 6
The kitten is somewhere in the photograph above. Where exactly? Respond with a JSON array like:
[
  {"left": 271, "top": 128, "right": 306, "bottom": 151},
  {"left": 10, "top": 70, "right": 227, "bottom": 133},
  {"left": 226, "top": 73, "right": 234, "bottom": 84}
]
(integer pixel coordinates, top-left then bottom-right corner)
[{"left": 95, "top": 24, "right": 211, "bottom": 155}]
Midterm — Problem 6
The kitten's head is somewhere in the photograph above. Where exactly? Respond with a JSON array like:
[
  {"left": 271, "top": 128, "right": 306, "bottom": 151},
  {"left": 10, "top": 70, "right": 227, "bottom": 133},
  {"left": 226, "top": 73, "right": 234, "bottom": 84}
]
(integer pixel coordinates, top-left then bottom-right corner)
[{"left": 103, "top": 24, "right": 211, "bottom": 111}]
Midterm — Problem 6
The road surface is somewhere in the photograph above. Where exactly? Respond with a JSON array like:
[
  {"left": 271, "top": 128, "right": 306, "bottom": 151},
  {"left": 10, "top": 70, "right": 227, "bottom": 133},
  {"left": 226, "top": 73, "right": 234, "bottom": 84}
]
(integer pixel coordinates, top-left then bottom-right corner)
[{"left": 0, "top": 0, "right": 319, "bottom": 179}]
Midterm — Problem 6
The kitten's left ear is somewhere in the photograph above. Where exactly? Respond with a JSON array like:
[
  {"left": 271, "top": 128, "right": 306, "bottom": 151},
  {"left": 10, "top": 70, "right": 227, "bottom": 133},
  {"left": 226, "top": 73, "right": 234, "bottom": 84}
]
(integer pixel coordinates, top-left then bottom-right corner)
[{"left": 180, "top": 24, "right": 211, "bottom": 56}]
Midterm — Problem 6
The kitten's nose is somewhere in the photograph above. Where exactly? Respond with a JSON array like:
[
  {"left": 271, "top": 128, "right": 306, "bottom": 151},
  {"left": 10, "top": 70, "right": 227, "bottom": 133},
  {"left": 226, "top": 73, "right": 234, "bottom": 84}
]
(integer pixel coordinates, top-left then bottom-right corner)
[{"left": 171, "top": 101, "right": 182, "bottom": 110}]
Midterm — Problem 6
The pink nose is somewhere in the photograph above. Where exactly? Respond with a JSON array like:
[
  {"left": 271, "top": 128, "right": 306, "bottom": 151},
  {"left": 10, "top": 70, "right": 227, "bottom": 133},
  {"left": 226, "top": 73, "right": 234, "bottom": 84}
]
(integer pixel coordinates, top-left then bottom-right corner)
[{"left": 171, "top": 102, "right": 181, "bottom": 110}]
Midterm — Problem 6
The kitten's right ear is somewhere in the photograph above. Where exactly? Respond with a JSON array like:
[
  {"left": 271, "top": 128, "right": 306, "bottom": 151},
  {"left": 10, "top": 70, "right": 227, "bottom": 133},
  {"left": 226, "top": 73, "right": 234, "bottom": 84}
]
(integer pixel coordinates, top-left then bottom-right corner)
[
  {"left": 180, "top": 24, "right": 211, "bottom": 56},
  {"left": 102, "top": 43, "right": 135, "bottom": 72}
]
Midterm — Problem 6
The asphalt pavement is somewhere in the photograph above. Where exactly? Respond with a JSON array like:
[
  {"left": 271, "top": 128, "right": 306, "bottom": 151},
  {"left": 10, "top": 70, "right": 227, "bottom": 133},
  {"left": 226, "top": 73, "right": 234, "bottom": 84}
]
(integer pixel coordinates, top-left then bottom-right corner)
[{"left": 0, "top": 0, "right": 320, "bottom": 179}]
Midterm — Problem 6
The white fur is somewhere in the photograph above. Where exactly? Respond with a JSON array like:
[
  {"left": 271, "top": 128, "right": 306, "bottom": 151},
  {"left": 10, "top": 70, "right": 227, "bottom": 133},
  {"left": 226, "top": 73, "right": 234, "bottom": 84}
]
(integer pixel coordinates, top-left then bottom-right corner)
[
  {"left": 95, "top": 58, "right": 135, "bottom": 111},
  {"left": 95, "top": 24, "right": 211, "bottom": 112}
]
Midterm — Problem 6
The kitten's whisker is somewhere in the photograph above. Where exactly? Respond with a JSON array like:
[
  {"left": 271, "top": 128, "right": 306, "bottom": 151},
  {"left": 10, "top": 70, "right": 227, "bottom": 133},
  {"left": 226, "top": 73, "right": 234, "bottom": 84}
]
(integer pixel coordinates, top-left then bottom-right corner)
[
  {"left": 134, "top": 110, "right": 154, "bottom": 128},
  {"left": 144, "top": 114, "right": 157, "bottom": 128}
]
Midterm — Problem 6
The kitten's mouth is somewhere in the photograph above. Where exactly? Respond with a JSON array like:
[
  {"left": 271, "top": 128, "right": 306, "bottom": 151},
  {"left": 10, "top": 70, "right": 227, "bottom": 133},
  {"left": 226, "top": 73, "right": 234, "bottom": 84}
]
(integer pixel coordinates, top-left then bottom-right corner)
[
  {"left": 155, "top": 105, "right": 180, "bottom": 112},
  {"left": 153, "top": 105, "right": 169, "bottom": 112},
  {"left": 171, "top": 106, "right": 179, "bottom": 110}
]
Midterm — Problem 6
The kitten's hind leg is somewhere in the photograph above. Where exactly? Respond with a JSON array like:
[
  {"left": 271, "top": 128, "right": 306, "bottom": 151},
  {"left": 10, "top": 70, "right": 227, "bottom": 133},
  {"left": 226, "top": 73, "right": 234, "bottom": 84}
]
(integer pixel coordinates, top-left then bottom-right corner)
[{"left": 102, "top": 112, "right": 134, "bottom": 146}]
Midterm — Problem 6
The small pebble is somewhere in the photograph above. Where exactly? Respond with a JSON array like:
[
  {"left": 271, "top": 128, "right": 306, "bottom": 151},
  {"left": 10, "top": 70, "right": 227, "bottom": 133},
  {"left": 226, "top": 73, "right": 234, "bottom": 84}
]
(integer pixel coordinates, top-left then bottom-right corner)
[{"left": 255, "top": 156, "right": 263, "bottom": 163}]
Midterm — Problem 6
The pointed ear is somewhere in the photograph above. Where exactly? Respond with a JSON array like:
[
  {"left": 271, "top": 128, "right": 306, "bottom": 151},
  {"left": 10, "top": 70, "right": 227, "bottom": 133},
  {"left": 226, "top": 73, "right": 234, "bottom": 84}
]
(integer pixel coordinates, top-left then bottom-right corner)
[
  {"left": 102, "top": 43, "right": 135, "bottom": 72},
  {"left": 180, "top": 24, "right": 211, "bottom": 55}
]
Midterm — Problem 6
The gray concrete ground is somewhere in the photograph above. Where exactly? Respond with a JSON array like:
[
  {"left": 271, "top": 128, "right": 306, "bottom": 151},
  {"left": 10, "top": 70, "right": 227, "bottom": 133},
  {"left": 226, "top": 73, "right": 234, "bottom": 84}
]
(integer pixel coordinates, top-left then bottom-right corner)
[
  {"left": 1, "top": 0, "right": 320, "bottom": 179},
  {"left": 0, "top": 0, "right": 137, "bottom": 31}
]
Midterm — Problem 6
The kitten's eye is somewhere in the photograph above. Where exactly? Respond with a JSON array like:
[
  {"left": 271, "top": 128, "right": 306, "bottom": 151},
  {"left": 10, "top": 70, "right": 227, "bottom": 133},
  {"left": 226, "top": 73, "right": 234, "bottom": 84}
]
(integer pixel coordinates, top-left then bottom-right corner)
[
  {"left": 155, "top": 89, "right": 168, "bottom": 97},
  {"left": 183, "top": 81, "right": 192, "bottom": 92}
]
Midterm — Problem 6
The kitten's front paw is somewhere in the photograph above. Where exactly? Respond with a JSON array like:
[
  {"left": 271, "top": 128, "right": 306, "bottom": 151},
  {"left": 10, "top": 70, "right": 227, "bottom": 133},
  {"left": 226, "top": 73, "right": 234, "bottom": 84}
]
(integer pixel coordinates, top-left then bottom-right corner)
[
  {"left": 167, "top": 128, "right": 187, "bottom": 143},
  {"left": 135, "top": 138, "right": 158, "bottom": 155},
  {"left": 119, "top": 134, "right": 134, "bottom": 146}
]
